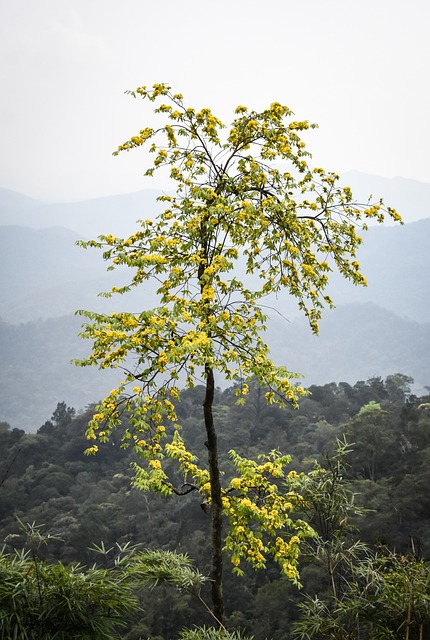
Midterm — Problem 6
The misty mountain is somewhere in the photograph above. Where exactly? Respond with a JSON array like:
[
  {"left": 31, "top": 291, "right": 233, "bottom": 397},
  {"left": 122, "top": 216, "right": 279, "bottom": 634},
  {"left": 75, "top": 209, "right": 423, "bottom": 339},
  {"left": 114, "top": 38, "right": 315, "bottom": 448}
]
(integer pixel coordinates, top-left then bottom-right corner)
[
  {"left": 0, "top": 315, "right": 122, "bottom": 431},
  {"left": 1, "top": 226, "right": 99, "bottom": 297},
  {"left": 1, "top": 303, "right": 428, "bottom": 431},
  {"left": 2, "top": 215, "right": 430, "bottom": 325},
  {"left": 2, "top": 171, "right": 429, "bottom": 237},
  {"left": 267, "top": 303, "right": 430, "bottom": 395},
  {"left": 1, "top": 172, "right": 429, "bottom": 323},
  {"left": 0, "top": 187, "right": 165, "bottom": 238},
  {"left": 0, "top": 225, "right": 159, "bottom": 323},
  {"left": 326, "top": 216, "right": 430, "bottom": 322},
  {"left": 1, "top": 177, "right": 430, "bottom": 430},
  {"left": 0, "top": 187, "right": 43, "bottom": 215},
  {"left": 342, "top": 171, "right": 430, "bottom": 224}
]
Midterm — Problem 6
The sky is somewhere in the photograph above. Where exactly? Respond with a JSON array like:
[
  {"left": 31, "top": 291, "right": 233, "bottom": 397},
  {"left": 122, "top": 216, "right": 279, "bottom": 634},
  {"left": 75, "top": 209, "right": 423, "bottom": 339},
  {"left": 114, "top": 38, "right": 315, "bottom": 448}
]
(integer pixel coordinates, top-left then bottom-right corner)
[{"left": 1, "top": 0, "right": 429, "bottom": 203}]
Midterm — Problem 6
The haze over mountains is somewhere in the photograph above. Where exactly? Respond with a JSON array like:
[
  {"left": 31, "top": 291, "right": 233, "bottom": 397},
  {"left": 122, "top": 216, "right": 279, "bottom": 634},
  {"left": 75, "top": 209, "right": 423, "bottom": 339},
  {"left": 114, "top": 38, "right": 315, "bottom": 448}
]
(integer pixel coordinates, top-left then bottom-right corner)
[
  {"left": 3, "top": 170, "right": 430, "bottom": 231},
  {"left": 1, "top": 172, "right": 429, "bottom": 430},
  {"left": 0, "top": 187, "right": 165, "bottom": 239}
]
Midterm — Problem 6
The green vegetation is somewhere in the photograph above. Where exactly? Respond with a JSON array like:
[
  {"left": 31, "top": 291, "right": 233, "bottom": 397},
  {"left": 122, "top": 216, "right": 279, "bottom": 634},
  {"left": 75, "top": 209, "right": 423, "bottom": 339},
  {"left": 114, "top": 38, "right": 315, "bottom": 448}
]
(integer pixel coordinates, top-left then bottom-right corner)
[
  {"left": 0, "top": 521, "right": 138, "bottom": 640},
  {"left": 0, "top": 520, "right": 222, "bottom": 640},
  {"left": 1, "top": 375, "right": 430, "bottom": 638}
]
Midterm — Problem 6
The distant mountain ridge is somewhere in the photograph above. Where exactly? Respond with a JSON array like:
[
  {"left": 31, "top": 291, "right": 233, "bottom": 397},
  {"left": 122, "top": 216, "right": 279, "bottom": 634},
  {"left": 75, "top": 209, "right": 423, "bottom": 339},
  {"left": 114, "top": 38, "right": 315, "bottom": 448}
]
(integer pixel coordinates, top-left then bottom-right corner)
[
  {"left": 0, "top": 187, "right": 165, "bottom": 238},
  {"left": 2, "top": 171, "right": 430, "bottom": 234},
  {"left": 1, "top": 303, "right": 428, "bottom": 431},
  {"left": 2, "top": 216, "right": 430, "bottom": 324},
  {"left": 0, "top": 315, "right": 121, "bottom": 430},
  {"left": 0, "top": 187, "right": 42, "bottom": 214},
  {"left": 0, "top": 225, "right": 160, "bottom": 323},
  {"left": 267, "top": 302, "right": 430, "bottom": 396},
  {"left": 326, "top": 216, "right": 430, "bottom": 323},
  {"left": 342, "top": 171, "right": 430, "bottom": 223},
  {"left": 1, "top": 176, "right": 429, "bottom": 430}
]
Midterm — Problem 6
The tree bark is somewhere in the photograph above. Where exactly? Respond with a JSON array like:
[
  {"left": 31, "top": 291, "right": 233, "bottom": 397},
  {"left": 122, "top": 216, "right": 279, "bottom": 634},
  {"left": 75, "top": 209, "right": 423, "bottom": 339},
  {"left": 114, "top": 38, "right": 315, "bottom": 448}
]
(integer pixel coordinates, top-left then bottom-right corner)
[{"left": 203, "top": 364, "right": 224, "bottom": 625}]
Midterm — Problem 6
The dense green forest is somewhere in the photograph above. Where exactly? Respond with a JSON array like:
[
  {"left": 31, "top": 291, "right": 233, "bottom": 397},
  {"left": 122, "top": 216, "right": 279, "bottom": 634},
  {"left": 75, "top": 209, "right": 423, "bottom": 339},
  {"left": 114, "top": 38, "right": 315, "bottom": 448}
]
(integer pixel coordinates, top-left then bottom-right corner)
[{"left": 1, "top": 374, "right": 429, "bottom": 639}]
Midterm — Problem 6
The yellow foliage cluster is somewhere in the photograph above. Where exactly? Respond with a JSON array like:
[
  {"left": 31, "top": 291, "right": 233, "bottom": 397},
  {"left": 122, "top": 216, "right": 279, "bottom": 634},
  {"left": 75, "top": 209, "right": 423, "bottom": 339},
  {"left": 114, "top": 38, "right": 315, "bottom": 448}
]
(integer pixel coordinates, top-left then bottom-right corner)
[{"left": 76, "top": 83, "right": 401, "bottom": 586}]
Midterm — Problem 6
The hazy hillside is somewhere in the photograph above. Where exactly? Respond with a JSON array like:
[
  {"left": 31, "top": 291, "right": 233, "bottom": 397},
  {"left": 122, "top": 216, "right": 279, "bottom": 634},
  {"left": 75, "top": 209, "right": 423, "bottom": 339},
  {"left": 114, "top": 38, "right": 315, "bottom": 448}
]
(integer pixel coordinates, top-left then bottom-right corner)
[
  {"left": 1, "top": 174, "right": 430, "bottom": 323},
  {"left": 1, "top": 226, "right": 97, "bottom": 295},
  {"left": 0, "top": 187, "right": 165, "bottom": 238},
  {"left": 1, "top": 303, "right": 429, "bottom": 431},
  {"left": 0, "top": 225, "right": 159, "bottom": 323},
  {"left": 326, "top": 217, "right": 430, "bottom": 322},
  {"left": 1, "top": 177, "right": 430, "bottom": 429},
  {"left": 267, "top": 303, "right": 430, "bottom": 395},
  {"left": 0, "top": 187, "right": 42, "bottom": 215},
  {"left": 2, "top": 216, "right": 430, "bottom": 325},
  {"left": 0, "top": 315, "right": 122, "bottom": 430},
  {"left": 342, "top": 171, "right": 430, "bottom": 223},
  {"left": 2, "top": 172, "right": 430, "bottom": 235}
]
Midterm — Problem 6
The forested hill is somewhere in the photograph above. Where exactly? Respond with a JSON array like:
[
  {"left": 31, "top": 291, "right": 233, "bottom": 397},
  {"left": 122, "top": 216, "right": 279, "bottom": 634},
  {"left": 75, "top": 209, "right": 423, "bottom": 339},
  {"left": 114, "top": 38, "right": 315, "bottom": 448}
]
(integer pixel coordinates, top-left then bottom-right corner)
[
  {"left": 1, "top": 218, "right": 430, "bottom": 430},
  {"left": 1, "top": 307, "right": 429, "bottom": 431},
  {"left": 1, "top": 377, "right": 429, "bottom": 639}
]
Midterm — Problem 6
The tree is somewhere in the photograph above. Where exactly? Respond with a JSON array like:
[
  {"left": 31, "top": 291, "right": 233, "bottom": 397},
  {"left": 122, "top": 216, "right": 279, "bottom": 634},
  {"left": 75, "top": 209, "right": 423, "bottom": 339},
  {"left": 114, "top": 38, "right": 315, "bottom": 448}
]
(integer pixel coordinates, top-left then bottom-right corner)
[
  {"left": 293, "top": 440, "right": 380, "bottom": 640},
  {"left": 38, "top": 402, "right": 76, "bottom": 435},
  {"left": 75, "top": 83, "right": 400, "bottom": 624},
  {"left": 344, "top": 401, "right": 395, "bottom": 481},
  {"left": 369, "top": 551, "right": 430, "bottom": 640}
]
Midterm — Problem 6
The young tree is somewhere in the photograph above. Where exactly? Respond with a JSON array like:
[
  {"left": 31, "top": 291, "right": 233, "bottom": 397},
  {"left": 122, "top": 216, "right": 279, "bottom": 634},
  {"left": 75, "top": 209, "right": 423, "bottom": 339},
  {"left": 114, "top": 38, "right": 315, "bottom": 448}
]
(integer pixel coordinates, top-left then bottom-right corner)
[{"left": 76, "top": 83, "right": 400, "bottom": 623}]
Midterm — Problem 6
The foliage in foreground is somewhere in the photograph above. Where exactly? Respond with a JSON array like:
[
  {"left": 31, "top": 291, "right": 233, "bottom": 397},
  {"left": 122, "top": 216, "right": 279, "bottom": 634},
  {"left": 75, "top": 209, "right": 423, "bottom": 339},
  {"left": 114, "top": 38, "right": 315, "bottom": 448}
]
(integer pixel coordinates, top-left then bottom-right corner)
[
  {"left": 0, "top": 521, "right": 217, "bottom": 640},
  {"left": 0, "top": 528, "right": 137, "bottom": 639},
  {"left": 3, "top": 440, "right": 430, "bottom": 640},
  {"left": 179, "top": 627, "right": 251, "bottom": 640},
  {"left": 294, "top": 440, "right": 430, "bottom": 640}
]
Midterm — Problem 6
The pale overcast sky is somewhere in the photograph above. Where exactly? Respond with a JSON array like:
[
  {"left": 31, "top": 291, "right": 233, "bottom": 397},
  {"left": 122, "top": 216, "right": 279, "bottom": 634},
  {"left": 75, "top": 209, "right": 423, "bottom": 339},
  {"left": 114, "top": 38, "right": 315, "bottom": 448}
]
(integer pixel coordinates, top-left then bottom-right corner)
[{"left": 1, "top": 0, "right": 429, "bottom": 202}]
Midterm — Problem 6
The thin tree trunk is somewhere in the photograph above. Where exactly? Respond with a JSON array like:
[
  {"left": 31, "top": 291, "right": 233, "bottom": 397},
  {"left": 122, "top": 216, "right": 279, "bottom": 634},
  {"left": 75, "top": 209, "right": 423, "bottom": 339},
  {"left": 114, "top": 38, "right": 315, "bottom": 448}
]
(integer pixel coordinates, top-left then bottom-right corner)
[{"left": 203, "top": 365, "right": 225, "bottom": 625}]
